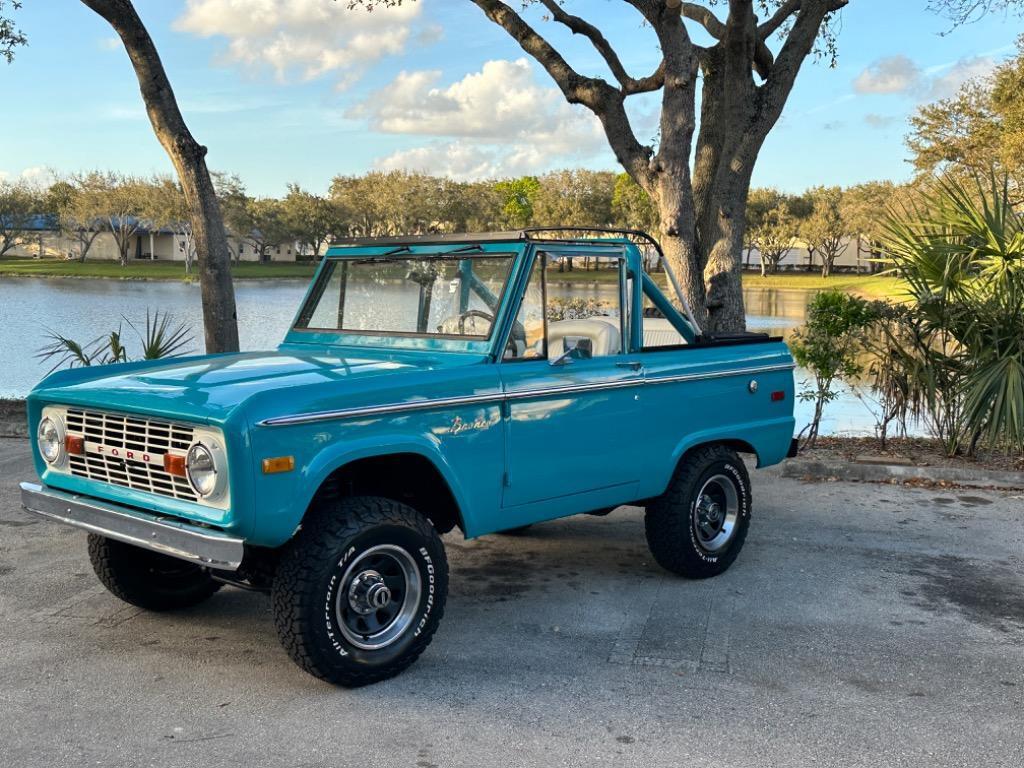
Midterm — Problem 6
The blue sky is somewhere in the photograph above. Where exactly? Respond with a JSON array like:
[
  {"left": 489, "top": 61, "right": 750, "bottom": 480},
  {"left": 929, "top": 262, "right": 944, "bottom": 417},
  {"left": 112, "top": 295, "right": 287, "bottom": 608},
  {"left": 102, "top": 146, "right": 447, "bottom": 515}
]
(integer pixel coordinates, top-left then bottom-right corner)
[{"left": 0, "top": 0, "right": 1019, "bottom": 196}]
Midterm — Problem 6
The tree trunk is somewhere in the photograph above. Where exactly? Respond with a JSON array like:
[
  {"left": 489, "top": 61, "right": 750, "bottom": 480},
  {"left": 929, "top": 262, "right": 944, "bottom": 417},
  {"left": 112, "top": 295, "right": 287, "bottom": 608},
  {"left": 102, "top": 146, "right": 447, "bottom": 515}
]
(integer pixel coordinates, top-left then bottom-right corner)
[
  {"left": 81, "top": 0, "right": 239, "bottom": 354},
  {"left": 656, "top": 182, "right": 707, "bottom": 331},
  {"left": 701, "top": 195, "right": 747, "bottom": 333}
]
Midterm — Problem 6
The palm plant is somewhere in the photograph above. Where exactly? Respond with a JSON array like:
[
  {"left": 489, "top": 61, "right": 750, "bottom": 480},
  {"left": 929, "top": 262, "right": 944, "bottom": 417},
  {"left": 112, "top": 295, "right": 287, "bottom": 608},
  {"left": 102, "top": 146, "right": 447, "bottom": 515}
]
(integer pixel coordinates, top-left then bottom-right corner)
[
  {"left": 882, "top": 172, "right": 1024, "bottom": 455},
  {"left": 128, "top": 309, "right": 193, "bottom": 360},
  {"left": 38, "top": 311, "right": 193, "bottom": 374}
]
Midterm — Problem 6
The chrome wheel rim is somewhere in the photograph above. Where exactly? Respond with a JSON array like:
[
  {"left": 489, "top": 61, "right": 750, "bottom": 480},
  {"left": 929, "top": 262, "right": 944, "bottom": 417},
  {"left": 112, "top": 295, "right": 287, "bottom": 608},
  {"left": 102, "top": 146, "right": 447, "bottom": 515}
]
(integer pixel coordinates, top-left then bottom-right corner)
[
  {"left": 335, "top": 544, "right": 421, "bottom": 650},
  {"left": 692, "top": 474, "right": 740, "bottom": 553}
]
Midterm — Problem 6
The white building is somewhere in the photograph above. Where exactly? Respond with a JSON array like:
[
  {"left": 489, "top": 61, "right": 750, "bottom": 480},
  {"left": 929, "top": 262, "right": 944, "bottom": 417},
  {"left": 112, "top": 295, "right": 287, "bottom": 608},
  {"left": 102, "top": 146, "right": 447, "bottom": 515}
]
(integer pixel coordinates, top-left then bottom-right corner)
[
  {"left": 4, "top": 216, "right": 301, "bottom": 263},
  {"left": 743, "top": 236, "right": 881, "bottom": 273}
]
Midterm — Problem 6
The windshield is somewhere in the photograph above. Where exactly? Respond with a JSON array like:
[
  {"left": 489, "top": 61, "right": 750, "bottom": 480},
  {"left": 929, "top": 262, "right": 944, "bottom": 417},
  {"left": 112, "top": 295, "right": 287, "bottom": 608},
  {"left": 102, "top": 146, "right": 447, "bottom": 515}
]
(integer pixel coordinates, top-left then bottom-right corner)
[{"left": 294, "top": 254, "right": 517, "bottom": 340}]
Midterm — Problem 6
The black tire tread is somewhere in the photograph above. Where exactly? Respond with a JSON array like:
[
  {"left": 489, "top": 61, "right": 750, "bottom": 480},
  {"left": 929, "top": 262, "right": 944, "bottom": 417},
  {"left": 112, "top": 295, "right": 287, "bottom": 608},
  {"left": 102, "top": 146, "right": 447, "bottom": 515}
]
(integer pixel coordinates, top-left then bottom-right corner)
[
  {"left": 271, "top": 495, "right": 448, "bottom": 687},
  {"left": 87, "top": 534, "right": 221, "bottom": 611},
  {"left": 645, "top": 444, "right": 751, "bottom": 579}
]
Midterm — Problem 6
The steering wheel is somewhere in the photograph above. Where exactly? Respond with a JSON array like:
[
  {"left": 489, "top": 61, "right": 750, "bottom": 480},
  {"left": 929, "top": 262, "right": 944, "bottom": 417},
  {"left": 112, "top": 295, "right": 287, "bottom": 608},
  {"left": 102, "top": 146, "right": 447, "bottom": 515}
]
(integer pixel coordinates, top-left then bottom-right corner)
[
  {"left": 455, "top": 309, "right": 495, "bottom": 335},
  {"left": 440, "top": 309, "right": 527, "bottom": 357}
]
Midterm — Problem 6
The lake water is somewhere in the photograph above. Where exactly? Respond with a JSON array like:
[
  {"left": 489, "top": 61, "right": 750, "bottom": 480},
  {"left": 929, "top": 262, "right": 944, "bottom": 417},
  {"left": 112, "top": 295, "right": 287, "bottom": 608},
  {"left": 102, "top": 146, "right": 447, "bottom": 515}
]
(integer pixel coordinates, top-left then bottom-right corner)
[{"left": 0, "top": 277, "right": 879, "bottom": 436}]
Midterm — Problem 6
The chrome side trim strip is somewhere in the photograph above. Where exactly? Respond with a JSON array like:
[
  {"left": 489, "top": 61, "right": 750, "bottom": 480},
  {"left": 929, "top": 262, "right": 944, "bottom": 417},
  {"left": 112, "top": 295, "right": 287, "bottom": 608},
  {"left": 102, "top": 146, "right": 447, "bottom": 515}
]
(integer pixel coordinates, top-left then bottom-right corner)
[
  {"left": 645, "top": 363, "right": 796, "bottom": 387},
  {"left": 261, "top": 392, "right": 504, "bottom": 427},
  {"left": 20, "top": 482, "right": 244, "bottom": 571},
  {"left": 504, "top": 377, "right": 644, "bottom": 401},
  {"left": 257, "top": 362, "right": 795, "bottom": 427}
]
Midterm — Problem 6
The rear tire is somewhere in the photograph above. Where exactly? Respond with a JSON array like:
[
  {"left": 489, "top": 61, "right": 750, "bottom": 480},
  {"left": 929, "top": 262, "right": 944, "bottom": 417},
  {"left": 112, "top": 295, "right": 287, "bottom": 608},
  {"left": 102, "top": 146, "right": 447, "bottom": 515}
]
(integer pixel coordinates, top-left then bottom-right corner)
[
  {"left": 87, "top": 535, "right": 221, "bottom": 611},
  {"left": 272, "top": 495, "right": 448, "bottom": 687},
  {"left": 645, "top": 445, "right": 751, "bottom": 579}
]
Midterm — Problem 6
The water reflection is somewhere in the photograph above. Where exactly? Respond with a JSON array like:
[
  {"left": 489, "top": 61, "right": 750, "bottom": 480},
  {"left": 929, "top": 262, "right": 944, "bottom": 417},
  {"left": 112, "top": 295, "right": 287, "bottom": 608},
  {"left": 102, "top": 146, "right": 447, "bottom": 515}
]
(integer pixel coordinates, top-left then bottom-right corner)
[{"left": 0, "top": 277, "right": 886, "bottom": 436}]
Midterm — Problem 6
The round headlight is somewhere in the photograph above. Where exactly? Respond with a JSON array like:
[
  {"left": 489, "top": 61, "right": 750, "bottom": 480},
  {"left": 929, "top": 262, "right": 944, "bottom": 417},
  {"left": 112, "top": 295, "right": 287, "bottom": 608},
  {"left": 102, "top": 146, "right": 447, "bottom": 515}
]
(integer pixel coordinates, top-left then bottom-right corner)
[
  {"left": 37, "top": 417, "right": 63, "bottom": 464},
  {"left": 186, "top": 442, "right": 218, "bottom": 497}
]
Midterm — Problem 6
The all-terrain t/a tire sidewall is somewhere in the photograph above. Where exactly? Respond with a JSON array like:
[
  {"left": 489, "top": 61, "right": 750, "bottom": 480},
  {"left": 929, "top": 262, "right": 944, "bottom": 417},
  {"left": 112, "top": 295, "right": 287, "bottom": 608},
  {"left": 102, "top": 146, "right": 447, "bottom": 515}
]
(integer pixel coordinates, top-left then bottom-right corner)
[
  {"left": 272, "top": 496, "right": 448, "bottom": 686},
  {"left": 686, "top": 457, "right": 750, "bottom": 570},
  {"left": 646, "top": 446, "right": 752, "bottom": 579},
  {"left": 320, "top": 524, "right": 443, "bottom": 671}
]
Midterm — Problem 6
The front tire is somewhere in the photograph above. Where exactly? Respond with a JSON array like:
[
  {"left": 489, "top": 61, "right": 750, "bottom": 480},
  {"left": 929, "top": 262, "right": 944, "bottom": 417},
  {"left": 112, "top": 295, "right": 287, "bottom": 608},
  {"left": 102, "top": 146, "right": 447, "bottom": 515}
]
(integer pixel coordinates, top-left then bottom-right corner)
[
  {"left": 271, "top": 496, "right": 448, "bottom": 687},
  {"left": 645, "top": 445, "right": 752, "bottom": 578},
  {"left": 87, "top": 535, "right": 222, "bottom": 611}
]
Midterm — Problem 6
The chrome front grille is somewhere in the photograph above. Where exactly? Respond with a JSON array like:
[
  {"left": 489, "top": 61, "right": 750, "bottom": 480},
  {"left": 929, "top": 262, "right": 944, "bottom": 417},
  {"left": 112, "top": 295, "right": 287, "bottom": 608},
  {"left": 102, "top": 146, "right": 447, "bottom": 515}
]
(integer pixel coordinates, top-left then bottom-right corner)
[{"left": 65, "top": 408, "right": 199, "bottom": 502}]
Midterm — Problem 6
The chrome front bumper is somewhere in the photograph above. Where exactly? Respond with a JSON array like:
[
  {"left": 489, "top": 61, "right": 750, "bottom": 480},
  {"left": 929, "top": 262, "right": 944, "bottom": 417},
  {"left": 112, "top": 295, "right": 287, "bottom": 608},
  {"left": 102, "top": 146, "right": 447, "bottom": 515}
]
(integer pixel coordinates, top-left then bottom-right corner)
[{"left": 19, "top": 482, "right": 244, "bottom": 571}]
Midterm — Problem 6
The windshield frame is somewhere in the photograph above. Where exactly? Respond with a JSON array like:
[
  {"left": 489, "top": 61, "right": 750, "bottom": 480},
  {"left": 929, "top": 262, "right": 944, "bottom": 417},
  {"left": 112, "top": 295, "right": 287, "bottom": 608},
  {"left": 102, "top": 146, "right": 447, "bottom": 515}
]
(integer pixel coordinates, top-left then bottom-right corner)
[{"left": 285, "top": 246, "right": 523, "bottom": 353}]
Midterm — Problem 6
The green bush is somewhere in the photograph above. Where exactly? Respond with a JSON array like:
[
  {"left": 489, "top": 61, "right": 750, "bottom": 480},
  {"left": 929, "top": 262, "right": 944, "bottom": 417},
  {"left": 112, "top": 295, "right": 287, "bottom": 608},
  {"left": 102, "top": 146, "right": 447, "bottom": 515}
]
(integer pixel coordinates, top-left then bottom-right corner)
[{"left": 790, "top": 290, "right": 881, "bottom": 448}]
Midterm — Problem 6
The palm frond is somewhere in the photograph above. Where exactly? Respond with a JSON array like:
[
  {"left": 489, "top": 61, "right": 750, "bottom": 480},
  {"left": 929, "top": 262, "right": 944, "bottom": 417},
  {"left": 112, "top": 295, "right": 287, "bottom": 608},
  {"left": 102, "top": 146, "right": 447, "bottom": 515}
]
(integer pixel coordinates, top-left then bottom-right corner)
[{"left": 125, "top": 310, "right": 193, "bottom": 360}]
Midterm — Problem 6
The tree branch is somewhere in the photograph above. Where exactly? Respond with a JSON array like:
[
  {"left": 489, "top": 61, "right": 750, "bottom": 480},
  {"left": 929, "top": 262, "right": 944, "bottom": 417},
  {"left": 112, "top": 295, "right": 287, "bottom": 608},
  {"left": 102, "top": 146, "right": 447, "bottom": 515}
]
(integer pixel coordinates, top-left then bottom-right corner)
[
  {"left": 757, "top": 0, "right": 848, "bottom": 132},
  {"left": 537, "top": 0, "right": 663, "bottom": 94},
  {"left": 469, "top": 0, "right": 655, "bottom": 187},
  {"left": 681, "top": 3, "right": 726, "bottom": 39},
  {"left": 757, "top": 0, "right": 802, "bottom": 38}
]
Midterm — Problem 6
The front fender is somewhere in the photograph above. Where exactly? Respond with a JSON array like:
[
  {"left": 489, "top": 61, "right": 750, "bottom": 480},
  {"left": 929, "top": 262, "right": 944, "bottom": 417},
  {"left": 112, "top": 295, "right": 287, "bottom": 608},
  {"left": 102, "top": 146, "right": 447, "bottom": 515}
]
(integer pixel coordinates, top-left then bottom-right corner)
[{"left": 247, "top": 428, "right": 474, "bottom": 548}]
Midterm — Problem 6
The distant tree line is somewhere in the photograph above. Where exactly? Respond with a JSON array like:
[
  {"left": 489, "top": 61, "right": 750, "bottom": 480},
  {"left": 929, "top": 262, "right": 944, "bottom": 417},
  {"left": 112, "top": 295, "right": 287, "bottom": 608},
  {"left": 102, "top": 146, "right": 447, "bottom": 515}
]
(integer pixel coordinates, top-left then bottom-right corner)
[
  {"left": 3, "top": 168, "right": 915, "bottom": 276},
  {"left": 0, "top": 169, "right": 660, "bottom": 267}
]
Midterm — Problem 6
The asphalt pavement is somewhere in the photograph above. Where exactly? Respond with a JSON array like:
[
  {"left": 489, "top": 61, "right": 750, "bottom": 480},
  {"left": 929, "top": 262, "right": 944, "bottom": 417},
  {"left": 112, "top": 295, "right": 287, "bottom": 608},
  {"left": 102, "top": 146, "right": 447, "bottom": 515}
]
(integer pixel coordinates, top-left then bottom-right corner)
[{"left": 1, "top": 437, "right": 1022, "bottom": 767}]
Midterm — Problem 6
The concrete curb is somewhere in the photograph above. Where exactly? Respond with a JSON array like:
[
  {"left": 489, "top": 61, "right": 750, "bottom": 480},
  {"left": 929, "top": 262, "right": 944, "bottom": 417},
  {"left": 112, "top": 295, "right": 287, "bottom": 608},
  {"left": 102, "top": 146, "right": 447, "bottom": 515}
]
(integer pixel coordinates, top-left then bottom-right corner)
[{"left": 781, "top": 457, "right": 1024, "bottom": 490}]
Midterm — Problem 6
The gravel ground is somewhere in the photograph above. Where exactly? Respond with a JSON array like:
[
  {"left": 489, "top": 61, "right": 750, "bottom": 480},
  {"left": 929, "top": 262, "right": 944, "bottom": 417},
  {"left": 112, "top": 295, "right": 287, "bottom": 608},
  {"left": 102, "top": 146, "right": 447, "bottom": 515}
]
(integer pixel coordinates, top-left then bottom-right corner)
[{"left": 1, "top": 437, "right": 1022, "bottom": 768}]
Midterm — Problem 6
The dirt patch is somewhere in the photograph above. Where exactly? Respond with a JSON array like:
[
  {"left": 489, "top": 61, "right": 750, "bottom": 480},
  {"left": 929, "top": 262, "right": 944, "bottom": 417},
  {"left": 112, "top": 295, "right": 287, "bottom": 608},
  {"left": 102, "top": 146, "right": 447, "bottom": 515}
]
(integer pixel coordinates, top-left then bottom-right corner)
[
  {"left": 901, "top": 554, "right": 1024, "bottom": 634},
  {"left": 808, "top": 437, "right": 1024, "bottom": 474}
]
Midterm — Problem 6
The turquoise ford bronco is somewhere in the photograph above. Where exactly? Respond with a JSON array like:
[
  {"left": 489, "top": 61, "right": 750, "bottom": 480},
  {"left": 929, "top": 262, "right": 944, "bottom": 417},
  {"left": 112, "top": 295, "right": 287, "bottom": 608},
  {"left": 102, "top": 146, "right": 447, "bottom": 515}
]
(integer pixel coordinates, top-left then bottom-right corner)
[{"left": 21, "top": 229, "right": 795, "bottom": 686}]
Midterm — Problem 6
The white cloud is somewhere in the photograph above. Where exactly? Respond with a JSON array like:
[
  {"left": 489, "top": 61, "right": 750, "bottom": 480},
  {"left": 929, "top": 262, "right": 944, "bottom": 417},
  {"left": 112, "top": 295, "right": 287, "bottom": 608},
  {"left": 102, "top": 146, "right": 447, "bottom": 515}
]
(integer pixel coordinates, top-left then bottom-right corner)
[
  {"left": 0, "top": 167, "right": 53, "bottom": 187},
  {"left": 853, "top": 53, "right": 998, "bottom": 101},
  {"left": 927, "top": 56, "right": 996, "bottom": 99},
  {"left": 864, "top": 113, "right": 899, "bottom": 129},
  {"left": 853, "top": 55, "right": 922, "bottom": 95},
  {"left": 174, "top": 0, "right": 422, "bottom": 88},
  {"left": 374, "top": 141, "right": 591, "bottom": 180},
  {"left": 353, "top": 58, "right": 609, "bottom": 178},
  {"left": 415, "top": 24, "right": 444, "bottom": 46},
  {"left": 97, "top": 36, "right": 121, "bottom": 52}
]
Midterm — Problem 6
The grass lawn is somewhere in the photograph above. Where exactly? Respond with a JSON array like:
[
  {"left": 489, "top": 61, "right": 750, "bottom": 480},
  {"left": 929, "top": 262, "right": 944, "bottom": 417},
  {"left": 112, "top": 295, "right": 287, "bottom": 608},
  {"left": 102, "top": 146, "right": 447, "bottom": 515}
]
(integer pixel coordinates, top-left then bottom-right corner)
[
  {"left": 548, "top": 266, "right": 905, "bottom": 299},
  {"left": 0, "top": 256, "right": 905, "bottom": 299},
  {"left": 740, "top": 272, "right": 906, "bottom": 300},
  {"left": 0, "top": 257, "right": 317, "bottom": 281}
]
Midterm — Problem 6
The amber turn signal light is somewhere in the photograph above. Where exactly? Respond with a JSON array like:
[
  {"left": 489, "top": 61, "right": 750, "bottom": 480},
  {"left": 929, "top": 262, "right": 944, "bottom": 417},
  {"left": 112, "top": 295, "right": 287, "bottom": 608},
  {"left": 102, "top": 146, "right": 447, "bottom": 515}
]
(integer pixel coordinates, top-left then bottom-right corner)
[
  {"left": 164, "top": 454, "right": 187, "bottom": 477},
  {"left": 262, "top": 456, "right": 295, "bottom": 475},
  {"left": 65, "top": 435, "right": 85, "bottom": 455}
]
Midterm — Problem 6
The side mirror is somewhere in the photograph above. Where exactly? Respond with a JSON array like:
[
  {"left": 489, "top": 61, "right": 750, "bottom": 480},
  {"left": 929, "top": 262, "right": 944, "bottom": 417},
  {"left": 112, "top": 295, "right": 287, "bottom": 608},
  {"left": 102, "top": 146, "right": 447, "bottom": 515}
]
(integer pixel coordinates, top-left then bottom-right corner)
[{"left": 550, "top": 337, "right": 592, "bottom": 366}]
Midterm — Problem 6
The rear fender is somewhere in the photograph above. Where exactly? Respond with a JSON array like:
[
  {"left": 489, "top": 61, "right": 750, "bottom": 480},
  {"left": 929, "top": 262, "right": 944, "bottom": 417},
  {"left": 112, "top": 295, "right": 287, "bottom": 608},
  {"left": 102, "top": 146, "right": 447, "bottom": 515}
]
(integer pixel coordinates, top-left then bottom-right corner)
[{"left": 651, "top": 417, "right": 794, "bottom": 497}]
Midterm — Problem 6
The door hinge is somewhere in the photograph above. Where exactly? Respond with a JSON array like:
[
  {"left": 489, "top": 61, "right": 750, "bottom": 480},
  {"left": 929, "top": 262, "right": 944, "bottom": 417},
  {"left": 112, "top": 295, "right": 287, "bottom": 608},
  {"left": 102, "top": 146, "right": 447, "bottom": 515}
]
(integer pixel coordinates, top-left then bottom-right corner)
[{"left": 502, "top": 471, "right": 511, "bottom": 487}]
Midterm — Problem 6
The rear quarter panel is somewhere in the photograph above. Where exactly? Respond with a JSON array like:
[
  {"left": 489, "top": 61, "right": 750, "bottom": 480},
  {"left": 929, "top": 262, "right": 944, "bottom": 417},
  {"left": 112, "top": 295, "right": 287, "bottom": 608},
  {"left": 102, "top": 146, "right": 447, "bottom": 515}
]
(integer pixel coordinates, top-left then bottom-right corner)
[{"left": 636, "top": 340, "right": 795, "bottom": 499}]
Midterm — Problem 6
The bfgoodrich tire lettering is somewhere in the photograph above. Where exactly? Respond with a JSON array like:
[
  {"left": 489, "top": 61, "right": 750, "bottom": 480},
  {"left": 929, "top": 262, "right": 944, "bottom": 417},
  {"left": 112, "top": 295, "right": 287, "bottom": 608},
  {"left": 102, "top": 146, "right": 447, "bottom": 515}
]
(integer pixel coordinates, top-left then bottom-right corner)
[
  {"left": 271, "top": 495, "right": 448, "bottom": 687},
  {"left": 645, "top": 445, "right": 752, "bottom": 578}
]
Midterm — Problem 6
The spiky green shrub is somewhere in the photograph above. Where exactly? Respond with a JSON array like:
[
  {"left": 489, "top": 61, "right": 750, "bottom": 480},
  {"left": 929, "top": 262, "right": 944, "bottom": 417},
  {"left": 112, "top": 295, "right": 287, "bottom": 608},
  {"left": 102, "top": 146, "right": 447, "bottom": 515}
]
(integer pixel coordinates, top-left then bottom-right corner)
[
  {"left": 37, "top": 310, "right": 193, "bottom": 374},
  {"left": 882, "top": 172, "right": 1024, "bottom": 455}
]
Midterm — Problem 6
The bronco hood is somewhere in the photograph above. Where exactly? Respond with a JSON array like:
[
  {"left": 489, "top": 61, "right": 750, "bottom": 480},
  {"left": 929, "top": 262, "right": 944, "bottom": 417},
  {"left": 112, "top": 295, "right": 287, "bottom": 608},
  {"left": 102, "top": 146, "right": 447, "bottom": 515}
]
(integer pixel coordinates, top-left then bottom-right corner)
[{"left": 30, "top": 345, "right": 481, "bottom": 425}]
